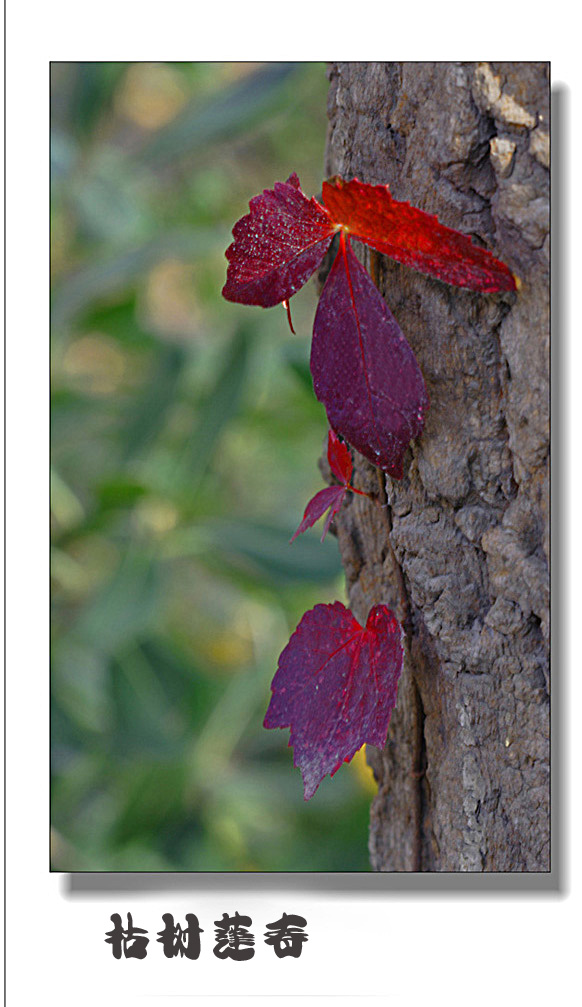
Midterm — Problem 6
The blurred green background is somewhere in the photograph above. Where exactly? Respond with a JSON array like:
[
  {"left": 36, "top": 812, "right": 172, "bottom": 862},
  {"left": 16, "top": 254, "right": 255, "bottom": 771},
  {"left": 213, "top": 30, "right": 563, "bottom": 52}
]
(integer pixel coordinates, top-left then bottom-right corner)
[{"left": 51, "top": 62, "right": 375, "bottom": 872}]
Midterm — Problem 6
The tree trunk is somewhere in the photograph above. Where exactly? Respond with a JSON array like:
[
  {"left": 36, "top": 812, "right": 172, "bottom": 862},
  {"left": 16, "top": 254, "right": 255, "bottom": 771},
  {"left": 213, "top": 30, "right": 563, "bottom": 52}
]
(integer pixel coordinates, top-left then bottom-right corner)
[{"left": 324, "top": 62, "right": 550, "bottom": 872}]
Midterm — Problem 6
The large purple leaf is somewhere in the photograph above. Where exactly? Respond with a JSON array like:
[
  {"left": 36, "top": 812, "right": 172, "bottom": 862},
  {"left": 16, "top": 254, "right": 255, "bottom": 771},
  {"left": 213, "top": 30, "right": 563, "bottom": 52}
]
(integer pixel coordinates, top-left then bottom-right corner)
[
  {"left": 264, "top": 602, "right": 403, "bottom": 800},
  {"left": 311, "top": 233, "right": 429, "bottom": 479},
  {"left": 222, "top": 174, "right": 336, "bottom": 307}
]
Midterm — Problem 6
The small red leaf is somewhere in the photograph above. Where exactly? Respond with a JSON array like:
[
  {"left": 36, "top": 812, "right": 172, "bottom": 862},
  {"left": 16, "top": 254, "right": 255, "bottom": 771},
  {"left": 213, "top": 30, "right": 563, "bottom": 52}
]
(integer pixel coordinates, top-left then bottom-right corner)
[
  {"left": 311, "top": 232, "right": 429, "bottom": 478},
  {"left": 264, "top": 602, "right": 403, "bottom": 800},
  {"left": 326, "top": 428, "right": 352, "bottom": 485},
  {"left": 290, "top": 484, "right": 346, "bottom": 543},
  {"left": 291, "top": 430, "right": 359, "bottom": 543},
  {"left": 223, "top": 175, "right": 336, "bottom": 307},
  {"left": 322, "top": 177, "right": 517, "bottom": 293}
]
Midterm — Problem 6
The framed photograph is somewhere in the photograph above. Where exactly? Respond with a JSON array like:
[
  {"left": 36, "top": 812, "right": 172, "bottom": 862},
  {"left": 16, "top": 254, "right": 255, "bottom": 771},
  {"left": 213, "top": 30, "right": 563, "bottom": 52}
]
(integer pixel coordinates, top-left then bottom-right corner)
[{"left": 6, "top": 46, "right": 574, "bottom": 1007}]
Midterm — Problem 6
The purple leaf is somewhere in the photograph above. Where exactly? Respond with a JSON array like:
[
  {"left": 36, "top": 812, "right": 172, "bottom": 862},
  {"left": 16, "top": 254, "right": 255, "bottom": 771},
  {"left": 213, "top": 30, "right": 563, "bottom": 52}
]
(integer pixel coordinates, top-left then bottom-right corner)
[
  {"left": 311, "top": 233, "right": 429, "bottom": 479},
  {"left": 264, "top": 601, "right": 404, "bottom": 800}
]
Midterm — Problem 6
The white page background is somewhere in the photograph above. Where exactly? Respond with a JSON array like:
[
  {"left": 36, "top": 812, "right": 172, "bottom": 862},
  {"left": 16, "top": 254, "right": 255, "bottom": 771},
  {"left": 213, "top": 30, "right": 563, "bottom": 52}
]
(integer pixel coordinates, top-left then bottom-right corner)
[{"left": 5, "top": 9, "right": 580, "bottom": 1006}]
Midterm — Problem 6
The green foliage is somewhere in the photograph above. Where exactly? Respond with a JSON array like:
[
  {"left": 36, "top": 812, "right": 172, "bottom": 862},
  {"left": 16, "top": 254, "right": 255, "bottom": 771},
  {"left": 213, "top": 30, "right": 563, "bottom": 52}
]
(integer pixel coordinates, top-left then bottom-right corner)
[{"left": 51, "top": 62, "right": 374, "bottom": 872}]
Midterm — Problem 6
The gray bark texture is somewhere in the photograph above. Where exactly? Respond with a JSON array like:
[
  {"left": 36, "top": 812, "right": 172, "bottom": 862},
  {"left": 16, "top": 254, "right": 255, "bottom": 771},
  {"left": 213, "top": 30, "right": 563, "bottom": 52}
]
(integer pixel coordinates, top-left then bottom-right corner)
[{"left": 323, "top": 62, "right": 550, "bottom": 871}]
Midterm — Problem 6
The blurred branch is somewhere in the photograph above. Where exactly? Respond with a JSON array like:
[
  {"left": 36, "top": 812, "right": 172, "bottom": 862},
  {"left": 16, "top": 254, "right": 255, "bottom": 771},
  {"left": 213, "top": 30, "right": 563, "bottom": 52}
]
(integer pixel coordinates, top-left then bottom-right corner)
[
  {"left": 140, "top": 63, "right": 301, "bottom": 167},
  {"left": 51, "top": 228, "right": 223, "bottom": 330}
]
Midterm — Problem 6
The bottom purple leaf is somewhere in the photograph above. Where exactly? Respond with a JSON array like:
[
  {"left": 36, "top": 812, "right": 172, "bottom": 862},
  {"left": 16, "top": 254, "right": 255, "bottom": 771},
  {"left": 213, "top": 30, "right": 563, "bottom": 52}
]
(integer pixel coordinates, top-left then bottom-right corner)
[{"left": 264, "top": 601, "right": 404, "bottom": 800}]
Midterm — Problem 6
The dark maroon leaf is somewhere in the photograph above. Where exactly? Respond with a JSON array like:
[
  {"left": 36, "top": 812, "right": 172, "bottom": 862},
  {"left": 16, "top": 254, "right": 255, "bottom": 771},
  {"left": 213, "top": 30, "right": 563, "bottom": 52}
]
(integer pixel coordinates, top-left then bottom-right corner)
[
  {"left": 290, "top": 484, "right": 346, "bottom": 543},
  {"left": 285, "top": 172, "right": 301, "bottom": 190},
  {"left": 311, "top": 233, "right": 429, "bottom": 478},
  {"left": 264, "top": 602, "right": 403, "bottom": 800},
  {"left": 222, "top": 175, "right": 336, "bottom": 307}
]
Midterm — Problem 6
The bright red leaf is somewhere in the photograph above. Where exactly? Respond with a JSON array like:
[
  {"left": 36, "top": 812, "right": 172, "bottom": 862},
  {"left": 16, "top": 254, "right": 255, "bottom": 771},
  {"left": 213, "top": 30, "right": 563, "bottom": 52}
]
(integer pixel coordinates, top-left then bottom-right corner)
[
  {"left": 222, "top": 173, "right": 336, "bottom": 307},
  {"left": 264, "top": 602, "right": 404, "bottom": 800},
  {"left": 290, "top": 429, "right": 365, "bottom": 543},
  {"left": 311, "top": 232, "right": 429, "bottom": 478},
  {"left": 326, "top": 427, "right": 353, "bottom": 484},
  {"left": 322, "top": 176, "right": 517, "bottom": 293}
]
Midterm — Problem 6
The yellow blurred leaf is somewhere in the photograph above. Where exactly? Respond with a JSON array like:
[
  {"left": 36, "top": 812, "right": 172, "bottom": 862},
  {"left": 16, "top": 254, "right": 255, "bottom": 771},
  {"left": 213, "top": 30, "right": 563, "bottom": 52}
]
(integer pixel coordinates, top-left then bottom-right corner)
[
  {"left": 349, "top": 746, "right": 377, "bottom": 796},
  {"left": 114, "top": 63, "right": 188, "bottom": 131}
]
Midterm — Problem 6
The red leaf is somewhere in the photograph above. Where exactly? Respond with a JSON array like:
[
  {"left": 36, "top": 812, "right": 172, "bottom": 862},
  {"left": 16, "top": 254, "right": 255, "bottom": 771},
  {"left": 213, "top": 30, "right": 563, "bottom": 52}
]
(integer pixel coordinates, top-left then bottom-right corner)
[
  {"left": 222, "top": 175, "right": 336, "bottom": 307},
  {"left": 327, "top": 428, "right": 352, "bottom": 485},
  {"left": 291, "top": 430, "right": 362, "bottom": 542},
  {"left": 264, "top": 602, "right": 403, "bottom": 800},
  {"left": 322, "top": 177, "right": 517, "bottom": 293},
  {"left": 311, "top": 232, "right": 429, "bottom": 478},
  {"left": 290, "top": 484, "right": 346, "bottom": 543}
]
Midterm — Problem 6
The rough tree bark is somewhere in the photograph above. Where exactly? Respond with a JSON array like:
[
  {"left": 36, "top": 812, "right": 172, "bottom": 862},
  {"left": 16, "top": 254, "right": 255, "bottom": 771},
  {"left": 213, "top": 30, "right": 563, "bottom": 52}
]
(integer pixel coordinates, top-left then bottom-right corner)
[{"left": 323, "top": 62, "right": 549, "bottom": 871}]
